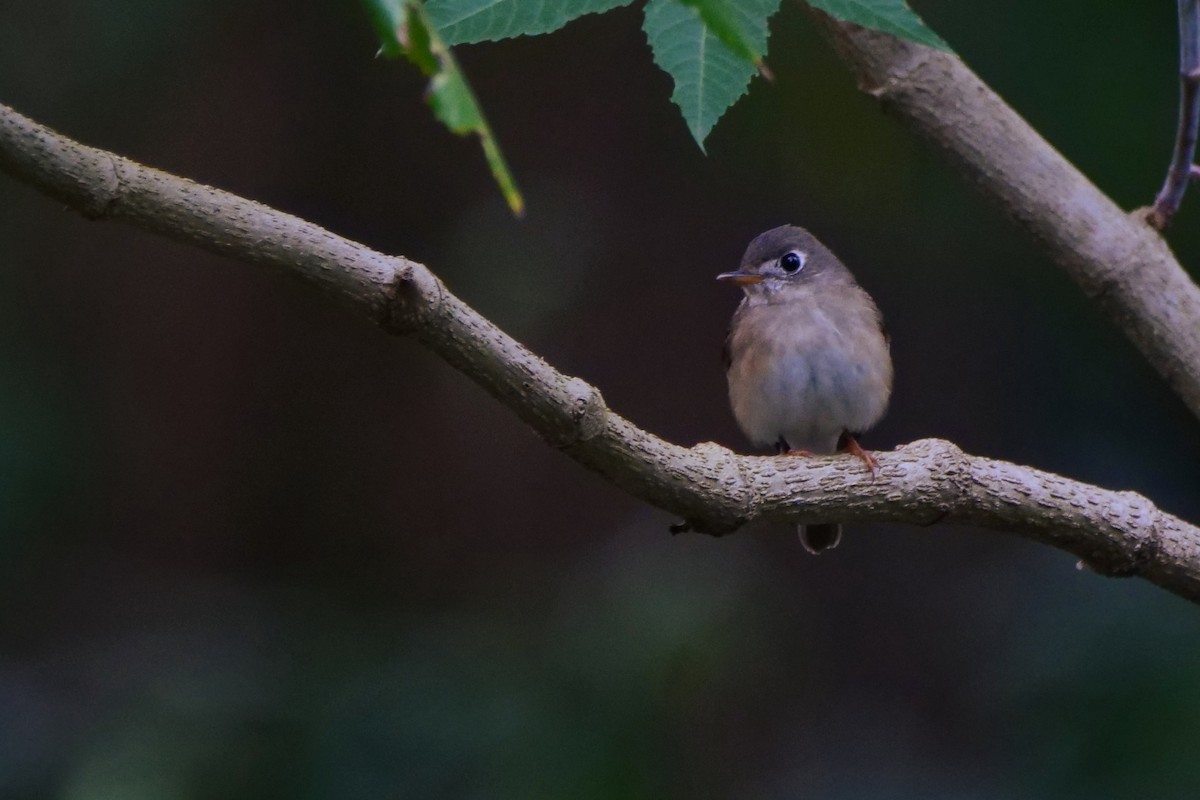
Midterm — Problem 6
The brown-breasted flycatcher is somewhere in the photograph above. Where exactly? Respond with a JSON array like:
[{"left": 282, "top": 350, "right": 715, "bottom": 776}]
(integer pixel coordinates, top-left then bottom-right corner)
[{"left": 720, "top": 225, "right": 893, "bottom": 553}]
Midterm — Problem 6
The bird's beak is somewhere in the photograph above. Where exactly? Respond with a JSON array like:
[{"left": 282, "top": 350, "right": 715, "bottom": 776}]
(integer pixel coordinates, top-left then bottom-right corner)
[{"left": 716, "top": 271, "right": 764, "bottom": 286}]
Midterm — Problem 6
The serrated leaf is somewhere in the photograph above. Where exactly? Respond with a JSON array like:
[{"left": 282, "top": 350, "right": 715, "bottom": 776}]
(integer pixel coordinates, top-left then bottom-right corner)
[
  {"left": 643, "top": 0, "right": 778, "bottom": 151},
  {"left": 363, "top": 0, "right": 524, "bottom": 215},
  {"left": 426, "top": 0, "right": 635, "bottom": 45},
  {"left": 675, "top": 0, "right": 765, "bottom": 66},
  {"left": 806, "top": 0, "right": 949, "bottom": 51}
]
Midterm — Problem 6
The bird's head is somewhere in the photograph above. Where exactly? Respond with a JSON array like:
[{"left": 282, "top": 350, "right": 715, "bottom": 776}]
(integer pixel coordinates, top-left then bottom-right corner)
[{"left": 717, "top": 224, "right": 853, "bottom": 299}]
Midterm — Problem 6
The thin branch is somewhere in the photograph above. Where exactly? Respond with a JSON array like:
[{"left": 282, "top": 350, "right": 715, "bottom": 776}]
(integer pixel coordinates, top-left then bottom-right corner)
[
  {"left": 1150, "top": 0, "right": 1200, "bottom": 229},
  {"left": 810, "top": 11, "right": 1200, "bottom": 425},
  {"left": 2, "top": 102, "right": 1200, "bottom": 602}
]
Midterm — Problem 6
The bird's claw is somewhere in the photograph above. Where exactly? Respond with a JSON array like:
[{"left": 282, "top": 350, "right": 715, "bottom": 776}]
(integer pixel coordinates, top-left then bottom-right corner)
[{"left": 840, "top": 434, "right": 879, "bottom": 479}]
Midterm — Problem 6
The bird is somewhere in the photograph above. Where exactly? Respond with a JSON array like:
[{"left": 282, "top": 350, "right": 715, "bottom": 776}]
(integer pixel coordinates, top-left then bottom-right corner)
[{"left": 719, "top": 225, "right": 893, "bottom": 553}]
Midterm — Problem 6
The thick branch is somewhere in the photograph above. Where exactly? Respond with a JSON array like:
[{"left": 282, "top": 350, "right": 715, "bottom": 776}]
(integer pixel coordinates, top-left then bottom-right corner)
[
  {"left": 813, "top": 12, "right": 1200, "bottom": 423},
  {"left": 2, "top": 102, "right": 1200, "bottom": 602},
  {"left": 1150, "top": 0, "right": 1200, "bottom": 229}
]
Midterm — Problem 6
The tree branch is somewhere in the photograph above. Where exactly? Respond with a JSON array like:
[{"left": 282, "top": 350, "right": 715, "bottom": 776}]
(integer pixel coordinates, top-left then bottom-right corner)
[
  {"left": 811, "top": 11, "right": 1200, "bottom": 423},
  {"left": 1150, "top": 0, "right": 1200, "bottom": 229},
  {"left": 2, "top": 101, "right": 1200, "bottom": 602}
]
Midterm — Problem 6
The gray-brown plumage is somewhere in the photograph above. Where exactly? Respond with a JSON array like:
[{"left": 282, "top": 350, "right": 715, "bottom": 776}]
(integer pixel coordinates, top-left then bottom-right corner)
[{"left": 719, "top": 225, "right": 892, "bottom": 553}]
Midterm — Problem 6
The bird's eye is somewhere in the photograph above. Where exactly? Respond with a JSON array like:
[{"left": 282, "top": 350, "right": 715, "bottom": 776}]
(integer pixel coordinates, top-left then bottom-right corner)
[{"left": 780, "top": 251, "right": 805, "bottom": 273}]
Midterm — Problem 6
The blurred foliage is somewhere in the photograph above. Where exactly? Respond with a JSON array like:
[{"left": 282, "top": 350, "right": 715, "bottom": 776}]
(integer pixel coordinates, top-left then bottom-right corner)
[
  {"left": 2, "top": 0, "right": 1200, "bottom": 798},
  {"left": 390, "top": 0, "right": 944, "bottom": 164},
  {"left": 365, "top": 0, "right": 524, "bottom": 215}
]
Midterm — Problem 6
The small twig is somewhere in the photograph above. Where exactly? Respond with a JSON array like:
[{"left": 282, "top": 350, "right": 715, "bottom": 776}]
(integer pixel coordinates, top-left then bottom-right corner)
[{"left": 1149, "top": 0, "right": 1200, "bottom": 230}]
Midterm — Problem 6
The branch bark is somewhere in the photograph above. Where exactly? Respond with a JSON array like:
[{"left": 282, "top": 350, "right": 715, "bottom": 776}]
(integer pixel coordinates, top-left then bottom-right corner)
[
  {"left": 812, "top": 11, "right": 1200, "bottom": 423},
  {"left": 3, "top": 102, "right": 1199, "bottom": 601}
]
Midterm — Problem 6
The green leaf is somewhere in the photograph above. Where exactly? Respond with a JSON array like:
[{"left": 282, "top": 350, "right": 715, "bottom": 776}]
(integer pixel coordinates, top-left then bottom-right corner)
[
  {"left": 363, "top": 0, "right": 525, "bottom": 215},
  {"left": 806, "top": 0, "right": 950, "bottom": 51},
  {"left": 426, "top": 0, "right": 635, "bottom": 45},
  {"left": 675, "top": 0, "right": 765, "bottom": 66},
  {"left": 363, "top": 0, "right": 409, "bottom": 57},
  {"left": 643, "top": 0, "right": 778, "bottom": 151}
]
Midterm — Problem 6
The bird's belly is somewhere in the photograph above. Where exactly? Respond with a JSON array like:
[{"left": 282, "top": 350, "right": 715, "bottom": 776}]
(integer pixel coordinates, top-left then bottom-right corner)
[{"left": 728, "top": 342, "right": 888, "bottom": 453}]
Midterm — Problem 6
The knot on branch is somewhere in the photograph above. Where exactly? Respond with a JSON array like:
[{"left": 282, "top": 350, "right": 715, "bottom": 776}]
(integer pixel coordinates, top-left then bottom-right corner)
[
  {"left": 381, "top": 260, "right": 443, "bottom": 334},
  {"left": 669, "top": 443, "right": 757, "bottom": 537},
  {"left": 716, "top": 446, "right": 762, "bottom": 523},
  {"left": 924, "top": 437, "right": 970, "bottom": 482},
  {"left": 892, "top": 438, "right": 971, "bottom": 524},
  {"left": 549, "top": 378, "right": 608, "bottom": 449},
  {"left": 1080, "top": 491, "right": 1164, "bottom": 578},
  {"left": 78, "top": 153, "right": 123, "bottom": 220},
  {"left": 1133, "top": 205, "right": 1169, "bottom": 233}
]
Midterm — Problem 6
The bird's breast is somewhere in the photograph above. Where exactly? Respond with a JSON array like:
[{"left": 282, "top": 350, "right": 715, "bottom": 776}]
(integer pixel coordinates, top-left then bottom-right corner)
[{"left": 725, "top": 297, "right": 891, "bottom": 452}]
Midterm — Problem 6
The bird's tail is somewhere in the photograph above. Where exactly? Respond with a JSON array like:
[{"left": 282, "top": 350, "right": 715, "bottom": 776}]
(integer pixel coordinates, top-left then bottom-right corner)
[{"left": 798, "top": 523, "right": 842, "bottom": 554}]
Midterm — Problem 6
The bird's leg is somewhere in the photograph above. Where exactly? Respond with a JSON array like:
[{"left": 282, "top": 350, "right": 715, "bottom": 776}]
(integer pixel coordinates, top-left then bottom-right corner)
[
  {"left": 774, "top": 438, "right": 813, "bottom": 457},
  {"left": 837, "top": 431, "right": 879, "bottom": 478}
]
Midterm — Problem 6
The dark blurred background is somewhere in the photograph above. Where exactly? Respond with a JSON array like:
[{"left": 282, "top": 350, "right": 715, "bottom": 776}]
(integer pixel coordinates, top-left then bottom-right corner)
[{"left": 3, "top": 1, "right": 1200, "bottom": 797}]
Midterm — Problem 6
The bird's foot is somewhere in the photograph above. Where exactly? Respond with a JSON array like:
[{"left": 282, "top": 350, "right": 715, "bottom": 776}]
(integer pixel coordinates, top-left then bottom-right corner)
[
  {"left": 783, "top": 448, "right": 814, "bottom": 457},
  {"left": 839, "top": 433, "right": 879, "bottom": 479}
]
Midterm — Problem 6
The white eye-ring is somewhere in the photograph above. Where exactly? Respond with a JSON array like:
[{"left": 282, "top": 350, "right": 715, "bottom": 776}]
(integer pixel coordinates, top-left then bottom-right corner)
[{"left": 780, "top": 250, "right": 806, "bottom": 273}]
